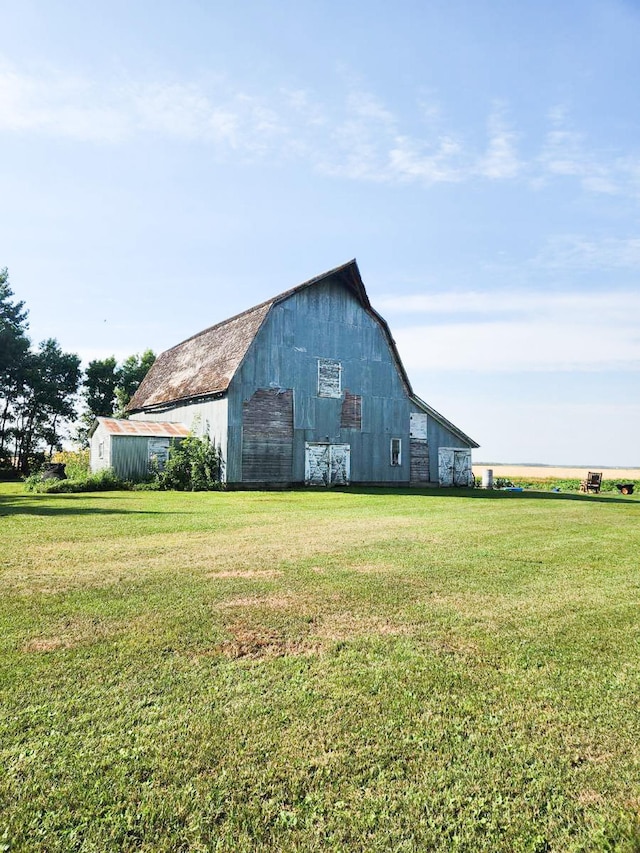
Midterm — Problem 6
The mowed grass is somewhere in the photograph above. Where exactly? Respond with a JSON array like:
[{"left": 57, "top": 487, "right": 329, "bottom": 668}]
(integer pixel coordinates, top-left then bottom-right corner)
[{"left": 1, "top": 483, "right": 639, "bottom": 852}]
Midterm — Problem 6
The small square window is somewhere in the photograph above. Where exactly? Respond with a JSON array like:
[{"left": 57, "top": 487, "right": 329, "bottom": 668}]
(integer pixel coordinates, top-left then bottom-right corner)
[{"left": 390, "top": 438, "right": 402, "bottom": 466}]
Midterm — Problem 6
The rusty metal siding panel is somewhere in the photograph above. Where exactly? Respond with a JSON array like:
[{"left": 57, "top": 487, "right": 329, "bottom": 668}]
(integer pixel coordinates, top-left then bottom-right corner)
[
  {"left": 241, "top": 389, "right": 293, "bottom": 482},
  {"left": 98, "top": 418, "right": 190, "bottom": 438},
  {"left": 340, "top": 392, "right": 362, "bottom": 429}
]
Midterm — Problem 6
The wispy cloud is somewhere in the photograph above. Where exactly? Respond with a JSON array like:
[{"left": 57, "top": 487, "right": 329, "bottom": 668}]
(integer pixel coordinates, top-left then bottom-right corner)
[
  {"left": 387, "top": 135, "right": 466, "bottom": 184},
  {"left": 128, "top": 83, "right": 239, "bottom": 144},
  {"left": 532, "top": 235, "right": 640, "bottom": 270},
  {"left": 1, "top": 61, "right": 639, "bottom": 196},
  {"left": 379, "top": 289, "right": 640, "bottom": 373},
  {"left": 0, "top": 68, "right": 129, "bottom": 142},
  {"left": 536, "top": 107, "right": 640, "bottom": 196},
  {"left": 476, "top": 107, "right": 521, "bottom": 179}
]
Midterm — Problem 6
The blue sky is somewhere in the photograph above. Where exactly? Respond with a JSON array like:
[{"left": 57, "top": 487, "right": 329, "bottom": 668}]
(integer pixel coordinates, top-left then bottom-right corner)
[{"left": 2, "top": 0, "right": 639, "bottom": 465}]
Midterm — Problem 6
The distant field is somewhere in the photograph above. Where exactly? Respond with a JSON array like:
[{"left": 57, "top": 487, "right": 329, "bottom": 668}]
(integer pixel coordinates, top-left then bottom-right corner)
[
  {"left": 474, "top": 464, "right": 640, "bottom": 481},
  {"left": 2, "top": 483, "right": 639, "bottom": 852}
]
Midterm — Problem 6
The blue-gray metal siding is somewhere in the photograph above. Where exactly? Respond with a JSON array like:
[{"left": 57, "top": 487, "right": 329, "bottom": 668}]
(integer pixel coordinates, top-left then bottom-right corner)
[
  {"left": 111, "top": 436, "right": 154, "bottom": 480},
  {"left": 227, "top": 278, "right": 411, "bottom": 484}
]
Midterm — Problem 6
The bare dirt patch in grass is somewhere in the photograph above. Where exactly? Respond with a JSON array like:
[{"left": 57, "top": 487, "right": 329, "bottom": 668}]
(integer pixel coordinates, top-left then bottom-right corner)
[
  {"left": 347, "top": 561, "right": 398, "bottom": 574},
  {"left": 577, "top": 790, "right": 604, "bottom": 806},
  {"left": 216, "top": 622, "right": 321, "bottom": 659},
  {"left": 216, "top": 611, "right": 419, "bottom": 657},
  {"left": 312, "top": 611, "right": 415, "bottom": 641},
  {"left": 427, "top": 635, "right": 481, "bottom": 657},
  {"left": 22, "top": 619, "right": 111, "bottom": 653},
  {"left": 22, "top": 637, "right": 68, "bottom": 653},
  {"left": 21, "top": 613, "right": 159, "bottom": 653},
  {"left": 206, "top": 569, "right": 283, "bottom": 579},
  {"left": 216, "top": 593, "right": 308, "bottom": 610}
]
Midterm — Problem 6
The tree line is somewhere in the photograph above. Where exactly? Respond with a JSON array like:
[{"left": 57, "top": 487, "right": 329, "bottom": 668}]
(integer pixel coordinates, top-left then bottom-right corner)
[{"left": 0, "top": 269, "right": 155, "bottom": 473}]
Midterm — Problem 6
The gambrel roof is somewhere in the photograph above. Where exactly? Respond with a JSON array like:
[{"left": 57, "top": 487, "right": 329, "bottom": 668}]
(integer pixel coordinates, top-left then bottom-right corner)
[
  {"left": 128, "top": 260, "right": 398, "bottom": 412},
  {"left": 128, "top": 299, "right": 272, "bottom": 412},
  {"left": 127, "top": 259, "right": 478, "bottom": 448}
]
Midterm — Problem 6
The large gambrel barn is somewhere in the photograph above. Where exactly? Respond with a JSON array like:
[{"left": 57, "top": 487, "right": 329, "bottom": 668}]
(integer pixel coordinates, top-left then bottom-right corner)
[{"left": 120, "top": 260, "right": 478, "bottom": 487}]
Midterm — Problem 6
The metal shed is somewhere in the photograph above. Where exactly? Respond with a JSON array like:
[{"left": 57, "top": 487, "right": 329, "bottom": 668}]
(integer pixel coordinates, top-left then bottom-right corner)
[{"left": 89, "top": 418, "right": 190, "bottom": 481}]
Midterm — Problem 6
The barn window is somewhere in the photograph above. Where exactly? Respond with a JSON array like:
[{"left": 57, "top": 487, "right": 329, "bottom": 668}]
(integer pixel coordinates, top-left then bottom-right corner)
[
  {"left": 98, "top": 441, "right": 104, "bottom": 459},
  {"left": 317, "top": 358, "right": 342, "bottom": 398},
  {"left": 148, "top": 438, "right": 170, "bottom": 472},
  {"left": 390, "top": 438, "right": 402, "bottom": 466}
]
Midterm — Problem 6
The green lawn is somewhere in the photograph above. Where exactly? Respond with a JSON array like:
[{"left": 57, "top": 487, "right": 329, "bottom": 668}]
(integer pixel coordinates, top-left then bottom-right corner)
[{"left": 1, "top": 483, "right": 639, "bottom": 852}]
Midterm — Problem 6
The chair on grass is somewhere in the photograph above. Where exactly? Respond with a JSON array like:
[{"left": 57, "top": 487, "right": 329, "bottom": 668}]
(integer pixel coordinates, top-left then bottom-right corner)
[{"left": 580, "top": 472, "right": 602, "bottom": 494}]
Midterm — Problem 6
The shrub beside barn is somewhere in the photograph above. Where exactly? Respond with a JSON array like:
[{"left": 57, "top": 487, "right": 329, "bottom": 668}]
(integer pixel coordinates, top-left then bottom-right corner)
[{"left": 91, "top": 260, "right": 478, "bottom": 486}]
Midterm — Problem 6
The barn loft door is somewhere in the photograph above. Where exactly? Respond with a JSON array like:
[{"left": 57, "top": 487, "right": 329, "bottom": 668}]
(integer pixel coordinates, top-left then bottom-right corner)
[
  {"left": 410, "top": 412, "right": 429, "bottom": 484},
  {"left": 305, "top": 443, "right": 350, "bottom": 486},
  {"left": 438, "top": 448, "right": 472, "bottom": 487}
]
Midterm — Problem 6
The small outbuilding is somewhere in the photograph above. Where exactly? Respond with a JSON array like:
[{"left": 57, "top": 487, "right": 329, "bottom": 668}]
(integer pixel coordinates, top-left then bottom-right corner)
[{"left": 89, "top": 418, "right": 190, "bottom": 481}]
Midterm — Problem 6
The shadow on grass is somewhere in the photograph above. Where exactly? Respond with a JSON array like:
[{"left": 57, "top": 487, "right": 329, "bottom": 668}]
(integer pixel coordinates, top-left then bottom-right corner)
[
  {"left": 2, "top": 488, "right": 637, "bottom": 516},
  {"left": 333, "top": 486, "right": 639, "bottom": 505},
  {"left": 0, "top": 494, "right": 171, "bottom": 517}
]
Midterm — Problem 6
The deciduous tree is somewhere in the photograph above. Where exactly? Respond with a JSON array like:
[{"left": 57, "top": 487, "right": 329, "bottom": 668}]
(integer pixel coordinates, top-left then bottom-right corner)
[
  {"left": 13, "top": 339, "right": 81, "bottom": 472},
  {"left": 114, "top": 349, "right": 156, "bottom": 417},
  {"left": 0, "top": 269, "right": 31, "bottom": 464}
]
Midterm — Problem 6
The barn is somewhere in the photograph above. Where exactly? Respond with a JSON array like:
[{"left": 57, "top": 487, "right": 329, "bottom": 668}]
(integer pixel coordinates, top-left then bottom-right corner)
[{"left": 117, "top": 259, "right": 478, "bottom": 488}]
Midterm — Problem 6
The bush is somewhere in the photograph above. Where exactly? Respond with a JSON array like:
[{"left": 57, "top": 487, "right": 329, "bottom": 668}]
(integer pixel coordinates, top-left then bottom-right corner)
[
  {"left": 24, "top": 468, "right": 130, "bottom": 493},
  {"left": 158, "top": 435, "right": 224, "bottom": 491}
]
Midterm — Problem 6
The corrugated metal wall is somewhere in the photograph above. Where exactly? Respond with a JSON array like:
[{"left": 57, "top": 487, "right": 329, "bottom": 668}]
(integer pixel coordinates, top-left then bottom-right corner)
[
  {"left": 111, "top": 436, "right": 153, "bottom": 480},
  {"left": 228, "top": 277, "right": 412, "bottom": 484}
]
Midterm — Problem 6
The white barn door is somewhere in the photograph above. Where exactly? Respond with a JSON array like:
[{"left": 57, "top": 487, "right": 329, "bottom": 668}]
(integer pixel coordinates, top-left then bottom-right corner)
[
  {"left": 438, "top": 448, "right": 472, "bottom": 486},
  {"left": 305, "top": 443, "right": 350, "bottom": 486}
]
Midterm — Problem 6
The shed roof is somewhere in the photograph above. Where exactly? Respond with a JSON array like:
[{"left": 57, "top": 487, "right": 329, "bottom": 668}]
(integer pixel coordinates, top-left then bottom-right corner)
[
  {"left": 91, "top": 417, "right": 190, "bottom": 438},
  {"left": 128, "top": 259, "right": 404, "bottom": 413}
]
